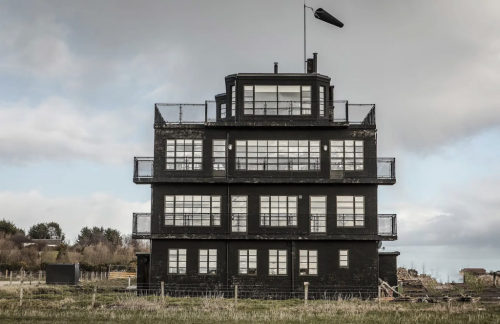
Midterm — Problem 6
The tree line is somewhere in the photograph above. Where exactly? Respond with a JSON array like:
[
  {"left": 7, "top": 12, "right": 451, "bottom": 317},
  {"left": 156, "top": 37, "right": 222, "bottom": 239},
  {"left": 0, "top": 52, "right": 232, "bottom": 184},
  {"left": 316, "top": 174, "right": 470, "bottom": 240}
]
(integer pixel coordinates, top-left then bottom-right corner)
[{"left": 0, "top": 219, "right": 148, "bottom": 272}]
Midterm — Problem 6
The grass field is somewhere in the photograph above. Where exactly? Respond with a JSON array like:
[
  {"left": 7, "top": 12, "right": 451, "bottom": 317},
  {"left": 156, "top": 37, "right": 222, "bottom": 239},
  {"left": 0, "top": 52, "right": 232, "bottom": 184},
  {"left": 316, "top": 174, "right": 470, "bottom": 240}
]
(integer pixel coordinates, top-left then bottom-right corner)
[{"left": 0, "top": 282, "right": 499, "bottom": 323}]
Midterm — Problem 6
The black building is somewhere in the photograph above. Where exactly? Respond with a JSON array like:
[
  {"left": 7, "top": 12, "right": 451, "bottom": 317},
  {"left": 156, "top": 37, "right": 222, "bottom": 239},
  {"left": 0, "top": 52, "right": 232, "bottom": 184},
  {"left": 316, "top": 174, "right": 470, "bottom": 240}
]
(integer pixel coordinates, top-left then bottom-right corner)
[{"left": 133, "top": 55, "right": 398, "bottom": 297}]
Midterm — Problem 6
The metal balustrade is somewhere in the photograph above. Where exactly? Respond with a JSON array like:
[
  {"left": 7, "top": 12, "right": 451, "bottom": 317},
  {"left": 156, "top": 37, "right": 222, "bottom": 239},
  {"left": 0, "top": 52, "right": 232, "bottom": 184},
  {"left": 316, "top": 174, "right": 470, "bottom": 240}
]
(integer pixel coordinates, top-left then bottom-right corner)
[
  {"left": 132, "top": 213, "right": 151, "bottom": 239},
  {"left": 154, "top": 100, "right": 376, "bottom": 126},
  {"left": 377, "top": 158, "right": 396, "bottom": 180},
  {"left": 378, "top": 214, "right": 397, "bottom": 238}
]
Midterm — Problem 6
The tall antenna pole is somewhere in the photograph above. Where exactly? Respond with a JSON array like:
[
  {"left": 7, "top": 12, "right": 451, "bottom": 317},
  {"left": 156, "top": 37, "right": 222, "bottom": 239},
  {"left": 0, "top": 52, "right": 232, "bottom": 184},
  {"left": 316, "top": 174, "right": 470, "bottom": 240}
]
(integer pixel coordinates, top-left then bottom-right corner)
[
  {"left": 304, "top": 1, "right": 306, "bottom": 73},
  {"left": 304, "top": 2, "right": 314, "bottom": 73}
]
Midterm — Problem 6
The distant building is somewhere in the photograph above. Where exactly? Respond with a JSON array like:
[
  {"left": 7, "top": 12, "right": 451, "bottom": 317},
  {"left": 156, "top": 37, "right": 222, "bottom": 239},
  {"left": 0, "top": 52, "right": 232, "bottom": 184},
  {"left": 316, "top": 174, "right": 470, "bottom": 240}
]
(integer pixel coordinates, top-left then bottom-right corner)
[{"left": 132, "top": 55, "right": 398, "bottom": 297}]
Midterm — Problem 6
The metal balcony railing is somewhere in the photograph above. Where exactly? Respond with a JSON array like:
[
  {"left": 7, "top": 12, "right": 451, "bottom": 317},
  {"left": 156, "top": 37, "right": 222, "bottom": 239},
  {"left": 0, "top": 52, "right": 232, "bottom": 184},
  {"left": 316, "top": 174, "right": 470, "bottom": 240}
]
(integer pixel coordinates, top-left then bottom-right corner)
[
  {"left": 134, "top": 157, "right": 153, "bottom": 182},
  {"left": 378, "top": 214, "right": 397, "bottom": 237},
  {"left": 154, "top": 100, "right": 376, "bottom": 126},
  {"left": 377, "top": 158, "right": 396, "bottom": 180},
  {"left": 132, "top": 213, "right": 151, "bottom": 239}
]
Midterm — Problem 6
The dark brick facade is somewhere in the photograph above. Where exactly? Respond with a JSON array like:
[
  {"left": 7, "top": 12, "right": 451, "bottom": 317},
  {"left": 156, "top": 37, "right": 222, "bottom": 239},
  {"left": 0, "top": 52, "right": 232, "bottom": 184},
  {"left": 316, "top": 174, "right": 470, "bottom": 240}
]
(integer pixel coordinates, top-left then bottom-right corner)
[{"left": 134, "top": 65, "right": 398, "bottom": 295}]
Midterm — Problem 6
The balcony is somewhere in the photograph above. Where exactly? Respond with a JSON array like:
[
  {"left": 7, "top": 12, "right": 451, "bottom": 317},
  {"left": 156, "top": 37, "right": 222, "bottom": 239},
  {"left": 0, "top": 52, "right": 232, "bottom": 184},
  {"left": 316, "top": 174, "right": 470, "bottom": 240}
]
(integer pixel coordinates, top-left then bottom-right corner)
[
  {"left": 154, "top": 101, "right": 376, "bottom": 126},
  {"left": 133, "top": 157, "right": 153, "bottom": 184},
  {"left": 377, "top": 158, "right": 396, "bottom": 184},
  {"left": 132, "top": 213, "right": 151, "bottom": 239},
  {"left": 378, "top": 214, "right": 397, "bottom": 240}
]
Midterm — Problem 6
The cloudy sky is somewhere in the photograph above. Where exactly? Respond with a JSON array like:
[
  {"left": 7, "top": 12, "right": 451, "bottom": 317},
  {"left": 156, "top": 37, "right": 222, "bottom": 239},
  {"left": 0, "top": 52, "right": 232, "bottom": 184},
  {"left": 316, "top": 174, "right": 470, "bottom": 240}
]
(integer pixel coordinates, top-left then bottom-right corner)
[{"left": 1, "top": 0, "right": 499, "bottom": 281}]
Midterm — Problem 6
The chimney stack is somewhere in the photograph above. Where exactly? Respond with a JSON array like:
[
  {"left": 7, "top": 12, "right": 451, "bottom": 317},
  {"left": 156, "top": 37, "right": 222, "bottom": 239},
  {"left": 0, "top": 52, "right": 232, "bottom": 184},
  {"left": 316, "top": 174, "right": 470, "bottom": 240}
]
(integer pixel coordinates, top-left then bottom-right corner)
[
  {"left": 306, "top": 53, "right": 318, "bottom": 73},
  {"left": 274, "top": 62, "right": 278, "bottom": 74}
]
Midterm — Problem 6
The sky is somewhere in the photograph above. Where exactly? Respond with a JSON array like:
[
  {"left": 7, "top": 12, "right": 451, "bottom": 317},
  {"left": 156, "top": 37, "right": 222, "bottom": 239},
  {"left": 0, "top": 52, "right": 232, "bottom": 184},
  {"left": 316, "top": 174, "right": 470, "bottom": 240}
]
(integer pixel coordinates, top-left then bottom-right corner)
[{"left": 0, "top": 0, "right": 499, "bottom": 282}]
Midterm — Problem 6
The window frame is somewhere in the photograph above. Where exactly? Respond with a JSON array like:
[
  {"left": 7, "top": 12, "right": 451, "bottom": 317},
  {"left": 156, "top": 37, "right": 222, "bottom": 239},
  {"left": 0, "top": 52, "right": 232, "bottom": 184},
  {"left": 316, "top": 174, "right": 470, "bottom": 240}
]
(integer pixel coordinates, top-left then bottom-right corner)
[
  {"left": 339, "top": 249, "right": 349, "bottom": 268},
  {"left": 231, "top": 195, "right": 248, "bottom": 233},
  {"left": 259, "top": 195, "right": 298, "bottom": 227},
  {"left": 168, "top": 248, "right": 187, "bottom": 275},
  {"left": 165, "top": 139, "right": 203, "bottom": 171},
  {"left": 299, "top": 249, "right": 318, "bottom": 276},
  {"left": 235, "top": 139, "right": 321, "bottom": 172},
  {"left": 243, "top": 85, "right": 313, "bottom": 116},
  {"left": 310, "top": 196, "right": 327, "bottom": 233},
  {"left": 164, "top": 195, "right": 221, "bottom": 227},
  {"left": 330, "top": 140, "right": 364, "bottom": 171},
  {"left": 212, "top": 139, "right": 226, "bottom": 171},
  {"left": 231, "top": 85, "right": 236, "bottom": 117},
  {"left": 319, "top": 86, "right": 325, "bottom": 117},
  {"left": 220, "top": 103, "right": 226, "bottom": 119},
  {"left": 238, "top": 249, "right": 257, "bottom": 275},
  {"left": 199, "top": 249, "right": 217, "bottom": 275},
  {"left": 336, "top": 195, "right": 365, "bottom": 228},
  {"left": 269, "top": 249, "right": 287, "bottom": 276}
]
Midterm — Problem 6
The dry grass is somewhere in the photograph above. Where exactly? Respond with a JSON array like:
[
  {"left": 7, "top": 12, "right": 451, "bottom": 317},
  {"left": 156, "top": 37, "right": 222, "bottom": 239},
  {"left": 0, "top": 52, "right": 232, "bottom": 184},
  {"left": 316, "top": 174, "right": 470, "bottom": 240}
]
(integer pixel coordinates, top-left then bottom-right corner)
[{"left": 0, "top": 285, "right": 498, "bottom": 323}]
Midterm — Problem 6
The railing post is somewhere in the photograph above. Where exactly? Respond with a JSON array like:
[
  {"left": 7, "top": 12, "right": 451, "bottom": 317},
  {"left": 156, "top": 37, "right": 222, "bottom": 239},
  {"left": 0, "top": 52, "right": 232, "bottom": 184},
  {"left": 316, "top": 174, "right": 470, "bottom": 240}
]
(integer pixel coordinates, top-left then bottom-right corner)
[
  {"left": 345, "top": 100, "right": 349, "bottom": 123},
  {"left": 205, "top": 100, "right": 208, "bottom": 123},
  {"left": 304, "top": 282, "right": 309, "bottom": 304},
  {"left": 161, "top": 281, "right": 165, "bottom": 300},
  {"left": 179, "top": 104, "right": 182, "bottom": 124},
  {"left": 234, "top": 284, "right": 238, "bottom": 303}
]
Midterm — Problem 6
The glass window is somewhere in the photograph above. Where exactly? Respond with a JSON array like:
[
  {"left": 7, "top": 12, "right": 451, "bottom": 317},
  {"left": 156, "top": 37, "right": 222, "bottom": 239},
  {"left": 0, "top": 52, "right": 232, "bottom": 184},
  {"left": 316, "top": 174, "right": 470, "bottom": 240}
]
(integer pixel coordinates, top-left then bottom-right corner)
[
  {"left": 319, "top": 86, "right": 325, "bottom": 116},
  {"left": 199, "top": 249, "right": 217, "bottom": 274},
  {"left": 330, "top": 140, "right": 364, "bottom": 171},
  {"left": 166, "top": 139, "right": 203, "bottom": 171},
  {"left": 239, "top": 249, "right": 257, "bottom": 275},
  {"left": 269, "top": 249, "right": 287, "bottom": 275},
  {"left": 168, "top": 249, "right": 186, "bottom": 274},
  {"left": 231, "top": 85, "right": 236, "bottom": 117},
  {"left": 339, "top": 249, "right": 349, "bottom": 268},
  {"left": 278, "top": 85, "right": 301, "bottom": 115},
  {"left": 212, "top": 139, "right": 226, "bottom": 171},
  {"left": 231, "top": 195, "right": 247, "bottom": 233},
  {"left": 336, "top": 196, "right": 364, "bottom": 227},
  {"left": 301, "top": 86, "right": 311, "bottom": 115},
  {"left": 299, "top": 250, "right": 317, "bottom": 275},
  {"left": 260, "top": 196, "right": 297, "bottom": 227},
  {"left": 165, "top": 195, "right": 221, "bottom": 227},
  {"left": 244, "top": 85, "right": 254, "bottom": 115},
  {"left": 235, "top": 140, "right": 320, "bottom": 171},
  {"left": 310, "top": 196, "right": 326, "bottom": 233},
  {"left": 243, "top": 85, "right": 312, "bottom": 115},
  {"left": 220, "top": 103, "right": 226, "bottom": 119}
]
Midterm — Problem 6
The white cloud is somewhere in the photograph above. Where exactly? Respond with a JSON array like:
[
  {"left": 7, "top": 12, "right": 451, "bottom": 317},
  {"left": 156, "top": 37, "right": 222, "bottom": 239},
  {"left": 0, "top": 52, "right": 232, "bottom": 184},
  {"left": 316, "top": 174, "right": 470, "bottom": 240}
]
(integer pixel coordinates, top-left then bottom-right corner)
[
  {"left": 0, "top": 190, "right": 150, "bottom": 243},
  {"left": 0, "top": 97, "right": 149, "bottom": 164}
]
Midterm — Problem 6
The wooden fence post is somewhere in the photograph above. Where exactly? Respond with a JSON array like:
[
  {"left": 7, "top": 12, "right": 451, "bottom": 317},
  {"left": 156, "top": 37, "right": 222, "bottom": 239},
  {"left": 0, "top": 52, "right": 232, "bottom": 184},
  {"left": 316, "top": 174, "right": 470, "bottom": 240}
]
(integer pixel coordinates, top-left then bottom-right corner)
[
  {"left": 234, "top": 285, "right": 238, "bottom": 303},
  {"left": 128, "top": 277, "right": 131, "bottom": 288},
  {"left": 304, "top": 282, "right": 309, "bottom": 304},
  {"left": 91, "top": 286, "right": 97, "bottom": 308},
  {"left": 161, "top": 281, "right": 165, "bottom": 300},
  {"left": 19, "top": 286, "right": 23, "bottom": 307},
  {"left": 4, "top": 269, "right": 7, "bottom": 278},
  {"left": 9, "top": 271, "right": 12, "bottom": 285},
  {"left": 38, "top": 270, "right": 42, "bottom": 284}
]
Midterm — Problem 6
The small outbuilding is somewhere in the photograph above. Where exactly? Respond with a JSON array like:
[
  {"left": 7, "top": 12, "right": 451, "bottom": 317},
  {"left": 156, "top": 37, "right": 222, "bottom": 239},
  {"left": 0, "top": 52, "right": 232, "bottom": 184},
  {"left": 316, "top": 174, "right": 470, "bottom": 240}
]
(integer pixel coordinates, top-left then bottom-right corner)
[{"left": 46, "top": 263, "right": 80, "bottom": 285}]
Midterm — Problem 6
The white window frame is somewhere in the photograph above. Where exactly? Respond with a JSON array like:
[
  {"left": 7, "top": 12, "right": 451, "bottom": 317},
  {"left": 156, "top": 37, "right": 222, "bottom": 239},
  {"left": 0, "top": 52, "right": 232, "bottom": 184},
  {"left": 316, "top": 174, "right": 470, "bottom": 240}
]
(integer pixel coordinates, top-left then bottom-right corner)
[
  {"left": 166, "top": 139, "right": 203, "bottom": 171},
  {"left": 336, "top": 196, "right": 365, "bottom": 227},
  {"left": 238, "top": 249, "right": 257, "bottom": 275},
  {"left": 235, "top": 140, "right": 320, "bottom": 171},
  {"left": 299, "top": 249, "right": 318, "bottom": 276},
  {"left": 260, "top": 196, "right": 297, "bottom": 227},
  {"left": 165, "top": 195, "right": 221, "bottom": 227},
  {"left": 243, "top": 85, "right": 312, "bottom": 115},
  {"left": 231, "top": 85, "right": 236, "bottom": 117},
  {"left": 168, "top": 248, "right": 186, "bottom": 274},
  {"left": 212, "top": 139, "right": 226, "bottom": 171},
  {"left": 319, "top": 86, "right": 325, "bottom": 116},
  {"left": 339, "top": 249, "right": 349, "bottom": 268},
  {"left": 269, "top": 249, "right": 287, "bottom": 275},
  {"left": 310, "top": 196, "right": 327, "bottom": 233},
  {"left": 199, "top": 249, "right": 217, "bottom": 275},
  {"left": 220, "top": 103, "right": 226, "bottom": 119},
  {"left": 231, "top": 195, "right": 247, "bottom": 233},
  {"left": 330, "top": 140, "right": 364, "bottom": 171}
]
